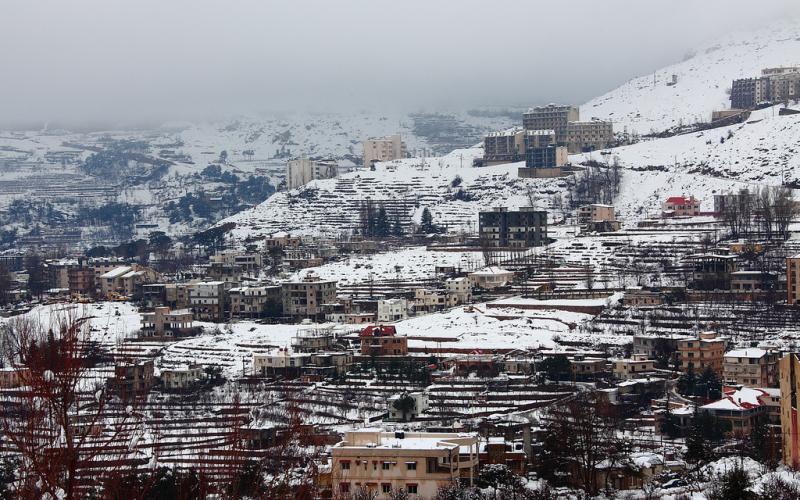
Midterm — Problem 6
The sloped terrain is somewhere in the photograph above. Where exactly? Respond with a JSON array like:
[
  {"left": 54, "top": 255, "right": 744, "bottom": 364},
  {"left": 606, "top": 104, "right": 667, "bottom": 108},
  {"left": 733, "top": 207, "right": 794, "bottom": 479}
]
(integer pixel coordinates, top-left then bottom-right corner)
[{"left": 583, "top": 21, "right": 800, "bottom": 135}]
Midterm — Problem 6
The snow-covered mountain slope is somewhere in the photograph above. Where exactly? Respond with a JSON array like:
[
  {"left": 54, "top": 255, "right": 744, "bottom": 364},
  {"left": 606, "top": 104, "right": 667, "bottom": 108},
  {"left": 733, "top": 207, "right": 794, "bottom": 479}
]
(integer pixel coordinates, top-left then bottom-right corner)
[
  {"left": 583, "top": 22, "right": 800, "bottom": 135},
  {"left": 223, "top": 147, "right": 566, "bottom": 239},
  {"left": 578, "top": 106, "right": 800, "bottom": 187}
]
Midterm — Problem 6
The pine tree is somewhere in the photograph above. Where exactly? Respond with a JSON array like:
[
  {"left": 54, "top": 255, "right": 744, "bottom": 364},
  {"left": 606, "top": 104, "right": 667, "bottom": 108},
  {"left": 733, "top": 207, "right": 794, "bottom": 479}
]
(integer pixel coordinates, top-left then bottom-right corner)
[
  {"left": 392, "top": 214, "right": 404, "bottom": 237},
  {"left": 375, "top": 206, "right": 390, "bottom": 237},
  {"left": 419, "top": 207, "right": 437, "bottom": 234}
]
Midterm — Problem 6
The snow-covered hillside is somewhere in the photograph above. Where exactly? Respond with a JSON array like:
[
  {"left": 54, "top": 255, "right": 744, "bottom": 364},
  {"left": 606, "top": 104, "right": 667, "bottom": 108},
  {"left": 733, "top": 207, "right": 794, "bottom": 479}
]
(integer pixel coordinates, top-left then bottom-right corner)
[{"left": 583, "top": 22, "right": 800, "bottom": 135}]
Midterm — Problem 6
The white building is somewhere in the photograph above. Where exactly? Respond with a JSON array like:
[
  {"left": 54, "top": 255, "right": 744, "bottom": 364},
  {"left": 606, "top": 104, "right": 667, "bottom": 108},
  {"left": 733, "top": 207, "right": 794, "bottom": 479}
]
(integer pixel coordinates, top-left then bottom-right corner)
[
  {"left": 378, "top": 298, "right": 409, "bottom": 322},
  {"left": 445, "top": 277, "right": 472, "bottom": 304},
  {"left": 468, "top": 267, "right": 514, "bottom": 290},
  {"left": 160, "top": 364, "right": 204, "bottom": 390},
  {"left": 387, "top": 392, "right": 429, "bottom": 421},
  {"left": 253, "top": 348, "right": 311, "bottom": 375}
]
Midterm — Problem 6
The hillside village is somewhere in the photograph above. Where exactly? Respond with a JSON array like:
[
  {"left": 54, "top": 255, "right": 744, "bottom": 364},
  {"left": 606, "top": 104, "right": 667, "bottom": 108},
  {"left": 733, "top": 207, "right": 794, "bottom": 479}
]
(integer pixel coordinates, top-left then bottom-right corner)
[{"left": 3, "top": 15, "right": 800, "bottom": 500}]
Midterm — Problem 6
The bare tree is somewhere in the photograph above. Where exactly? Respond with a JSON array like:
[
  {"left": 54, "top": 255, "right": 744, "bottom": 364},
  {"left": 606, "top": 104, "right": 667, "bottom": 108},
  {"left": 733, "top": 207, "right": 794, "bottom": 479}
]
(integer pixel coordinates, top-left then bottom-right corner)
[{"left": 0, "top": 312, "right": 139, "bottom": 499}]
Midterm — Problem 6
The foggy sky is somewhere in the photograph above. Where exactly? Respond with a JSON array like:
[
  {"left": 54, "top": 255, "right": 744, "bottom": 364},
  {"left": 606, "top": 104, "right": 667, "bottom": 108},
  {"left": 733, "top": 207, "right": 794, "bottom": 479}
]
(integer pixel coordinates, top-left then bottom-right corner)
[{"left": 2, "top": 0, "right": 798, "bottom": 126}]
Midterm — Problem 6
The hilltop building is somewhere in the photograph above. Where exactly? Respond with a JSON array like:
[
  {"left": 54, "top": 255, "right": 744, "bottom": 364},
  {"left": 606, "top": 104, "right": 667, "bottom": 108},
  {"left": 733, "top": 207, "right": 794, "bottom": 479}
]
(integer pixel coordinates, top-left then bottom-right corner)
[
  {"left": 286, "top": 158, "right": 338, "bottom": 190},
  {"left": 363, "top": 134, "right": 407, "bottom": 169}
]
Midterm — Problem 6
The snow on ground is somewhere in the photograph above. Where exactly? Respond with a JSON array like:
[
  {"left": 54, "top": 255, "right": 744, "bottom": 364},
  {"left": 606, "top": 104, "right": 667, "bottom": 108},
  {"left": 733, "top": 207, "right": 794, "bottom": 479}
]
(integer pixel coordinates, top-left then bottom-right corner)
[
  {"left": 0, "top": 301, "right": 142, "bottom": 345},
  {"left": 583, "top": 21, "right": 800, "bottom": 134},
  {"left": 292, "top": 246, "right": 486, "bottom": 285},
  {"left": 395, "top": 296, "right": 628, "bottom": 351},
  {"left": 158, "top": 321, "right": 350, "bottom": 377},
  {"left": 576, "top": 107, "right": 800, "bottom": 187}
]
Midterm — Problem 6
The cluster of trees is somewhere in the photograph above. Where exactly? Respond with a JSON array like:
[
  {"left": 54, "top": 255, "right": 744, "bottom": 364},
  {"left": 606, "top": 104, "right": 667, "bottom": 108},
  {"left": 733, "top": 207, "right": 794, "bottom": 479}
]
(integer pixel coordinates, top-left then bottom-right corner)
[
  {"left": 87, "top": 231, "right": 173, "bottom": 262},
  {"left": 567, "top": 161, "right": 622, "bottom": 208},
  {"left": 722, "top": 186, "right": 797, "bottom": 240},
  {"left": 165, "top": 175, "right": 275, "bottom": 224},
  {"left": 358, "top": 200, "right": 404, "bottom": 238},
  {"left": 677, "top": 365, "right": 722, "bottom": 400}
]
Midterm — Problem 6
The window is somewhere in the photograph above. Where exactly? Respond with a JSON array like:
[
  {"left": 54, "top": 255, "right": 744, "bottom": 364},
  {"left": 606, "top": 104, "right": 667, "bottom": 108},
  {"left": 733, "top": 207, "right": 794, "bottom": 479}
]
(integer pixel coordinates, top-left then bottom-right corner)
[
  {"left": 406, "top": 461, "right": 417, "bottom": 471},
  {"left": 339, "top": 482, "right": 350, "bottom": 493},
  {"left": 407, "top": 484, "right": 418, "bottom": 494},
  {"left": 382, "top": 483, "right": 392, "bottom": 493},
  {"left": 340, "top": 461, "right": 350, "bottom": 470},
  {"left": 382, "top": 462, "right": 391, "bottom": 470}
]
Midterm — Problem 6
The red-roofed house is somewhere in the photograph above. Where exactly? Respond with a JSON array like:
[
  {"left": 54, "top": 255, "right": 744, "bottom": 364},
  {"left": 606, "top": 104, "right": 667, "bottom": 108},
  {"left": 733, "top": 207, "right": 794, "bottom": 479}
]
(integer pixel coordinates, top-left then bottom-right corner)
[
  {"left": 360, "top": 325, "right": 408, "bottom": 356},
  {"left": 662, "top": 196, "right": 701, "bottom": 217},
  {"left": 700, "top": 386, "right": 780, "bottom": 435}
]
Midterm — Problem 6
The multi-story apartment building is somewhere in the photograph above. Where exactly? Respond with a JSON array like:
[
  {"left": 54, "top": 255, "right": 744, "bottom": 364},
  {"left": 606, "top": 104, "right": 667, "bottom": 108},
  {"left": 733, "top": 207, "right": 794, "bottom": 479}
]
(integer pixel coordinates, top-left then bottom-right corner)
[
  {"left": 678, "top": 332, "right": 727, "bottom": 374},
  {"left": 788, "top": 255, "right": 800, "bottom": 305},
  {"left": 478, "top": 207, "right": 548, "bottom": 248},
  {"left": 140, "top": 307, "right": 194, "bottom": 338},
  {"left": 281, "top": 275, "right": 337, "bottom": 321},
  {"left": 483, "top": 130, "right": 524, "bottom": 165},
  {"left": 730, "top": 77, "right": 771, "bottom": 109},
  {"left": 566, "top": 120, "right": 613, "bottom": 153},
  {"left": 111, "top": 360, "right": 155, "bottom": 400},
  {"left": 524, "top": 145, "right": 568, "bottom": 169},
  {"left": 483, "top": 129, "right": 556, "bottom": 166},
  {"left": 286, "top": 158, "right": 338, "bottom": 190},
  {"left": 363, "top": 134, "right": 407, "bottom": 169},
  {"left": 377, "top": 298, "right": 409, "bottom": 323},
  {"left": 723, "top": 348, "right": 778, "bottom": 387},
  {"left": 413, "top": 288, "right": 457, "bottom": 313},
  {"left": 577, "top": 204, "right": 616, "bottom": 226},
  {"left": 331, "top": 429, "right": 479, "bottom": 499},
  {"left": 632, "top": 334, "right": 691, "bottom": 360},
  {"left": 189, "top": 281, "right": 228, "bottom": 321},
  {"left": 99, "top": 265, "right": 160, "bottom": 299},
  {"left": 700, "top": 386, "right": 780, "bottom": 436},
  {"left": 523, "top": 105, "right": 579, "bottom": 144},
  {"left": 780, "top": 353, "right": 800, "bottom": 467},
  {"left": 444, "top": 277, "right": 472, "bottom": 304},
  {"left": 229, "top": 285, "right": 282, "bottom": 318}
]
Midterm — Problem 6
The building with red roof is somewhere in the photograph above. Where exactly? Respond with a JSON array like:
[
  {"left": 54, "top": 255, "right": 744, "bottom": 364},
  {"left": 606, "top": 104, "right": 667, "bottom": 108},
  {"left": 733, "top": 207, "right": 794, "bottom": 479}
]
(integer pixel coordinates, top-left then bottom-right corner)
[
  {"left": 662, "top": 195, "right": 701, "bottom": 217},
  {"left": 359, "top": 325, "right": 408, "bottom": 356}
]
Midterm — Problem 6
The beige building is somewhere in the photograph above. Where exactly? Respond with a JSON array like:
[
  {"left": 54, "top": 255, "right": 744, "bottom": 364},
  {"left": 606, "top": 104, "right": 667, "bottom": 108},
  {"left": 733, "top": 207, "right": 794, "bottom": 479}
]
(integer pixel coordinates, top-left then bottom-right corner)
[
  {"left": 229, "top": 285, "right": 282, "bottom": 318},
  {"left": 140, "top": 307, "right": 194, "bottom": 338},
  {"left": 99, "top": 265, "right": 160, "bottom": 299},
  {"left": 566, "top": 120, "right": 613, "bottom": 153},
  {"left": 577, "top": 204, "right": 615, "bottom": 225},
  {"left": 413, "top": 288, "right": 457, "bottom": 313},
  {"left": 445, "top": 277, "right": 472, "bottom": 304},
  {"left": 523, "top": 105, "right": 579, "bottom": 144},
  {"left": 331, "top": 429, "right": 479, "bottom": 499},
  {"left": 160, "top": 364, "right": 204, "bottom": 391},
  {"left": 723, "top": 348, "right": 778, "bottom": 387},
  {"left": 612, "top": 356, "right": 657, "bottom": 380},
  {"left": 281, "top": 275, "right": 337, "bottom": 320},
  {"left": 363, "top": 134, "right": 407, "bottom": 169},
  {"left": 286, "top": 158, "right": 338, "bottom": 190},
  {"left": 780, "top": 353, "right": 800, "bottom": 468},
  {"left": 253, "top": 348, "right": 311, "bottom": 375},
  {"left": 678, "top": 332, "right": 727, "bottom": 374},
  {"left": 787, "top": 255, "right": 800, "bottom": 304},
  {"left": 483, "top": 129, "right": 556, "bottom": 165}
]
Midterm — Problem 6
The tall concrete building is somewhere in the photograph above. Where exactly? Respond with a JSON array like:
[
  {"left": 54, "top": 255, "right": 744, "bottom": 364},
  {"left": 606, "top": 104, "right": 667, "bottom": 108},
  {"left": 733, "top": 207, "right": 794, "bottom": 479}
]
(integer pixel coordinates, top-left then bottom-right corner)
[
  {"left": 523, "top": 105, "right": 579, "bottom": 145},
  {"left": 281, "top": 275, "right": 337, "bottom": 320},
  {"left": 478, "top": 207, "right": 548, "bottom": 248},
  {"left": 483, "top": 129, "right": 556, "bottom": 166},
  {"left": 566, "top": 120, "right": 613, "bottom": 153},
  {"left": 779, "top": 353, "right": 800, "bottom": 468},
  {"left": 730, "top": 77, "right": 770, "bottom": 109},
  {"left": 363, "top": 134, "right": 407, "bottom": 169},
  {"left": 787, "top": 255, "right": 800, "bottom": 305},
  {"left": 286, "top": 158, "right": 338, "bottom": 190}
]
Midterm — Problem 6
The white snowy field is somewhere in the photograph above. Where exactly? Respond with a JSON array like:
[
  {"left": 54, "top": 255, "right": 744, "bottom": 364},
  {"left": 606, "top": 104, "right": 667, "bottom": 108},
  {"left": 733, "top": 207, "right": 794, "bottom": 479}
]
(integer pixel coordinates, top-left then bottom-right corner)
[{"left": 291, "top": 246, "right": 487, "bottom": 285}]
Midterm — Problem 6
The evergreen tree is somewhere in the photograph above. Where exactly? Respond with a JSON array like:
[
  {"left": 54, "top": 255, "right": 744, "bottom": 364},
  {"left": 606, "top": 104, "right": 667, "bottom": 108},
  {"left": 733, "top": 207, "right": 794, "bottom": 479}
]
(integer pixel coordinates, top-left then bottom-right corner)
[
  {"left": 375, "top": 206, "right": 390, "bottom": 237},
  {"left": 392, "top": 214, "right": 404, "bottom": 237},
  {"left": 419, "top": 207, "right": 438, "bottom": 234}
]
